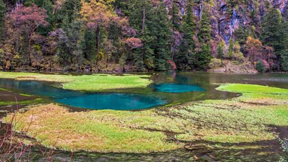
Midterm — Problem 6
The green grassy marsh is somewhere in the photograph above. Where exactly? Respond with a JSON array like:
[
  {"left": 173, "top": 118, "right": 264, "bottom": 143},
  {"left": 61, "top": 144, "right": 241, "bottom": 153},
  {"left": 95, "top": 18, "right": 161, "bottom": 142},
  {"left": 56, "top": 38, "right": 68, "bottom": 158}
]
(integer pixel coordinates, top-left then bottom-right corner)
[{"left": 3, "top": 83, "right": 288, "bottom": 154}]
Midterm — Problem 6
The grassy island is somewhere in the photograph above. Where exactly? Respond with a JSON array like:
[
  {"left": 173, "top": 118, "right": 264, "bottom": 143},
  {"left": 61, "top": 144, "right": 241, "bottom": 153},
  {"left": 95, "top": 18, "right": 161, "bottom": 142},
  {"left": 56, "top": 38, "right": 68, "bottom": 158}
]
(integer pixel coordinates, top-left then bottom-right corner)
[{"left": 0, "top": 72, "right": 152, "bottom": 91}]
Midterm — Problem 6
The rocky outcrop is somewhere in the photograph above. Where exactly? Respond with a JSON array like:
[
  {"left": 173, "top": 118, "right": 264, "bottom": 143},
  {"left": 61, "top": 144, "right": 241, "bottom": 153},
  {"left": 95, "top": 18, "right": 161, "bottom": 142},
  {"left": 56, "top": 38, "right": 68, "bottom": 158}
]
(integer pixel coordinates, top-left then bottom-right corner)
[
  {"left": 209, "top": 60, "right": 258, "bottom": 74},
  {"left": 164, "top": 0, "right": 288, "bottom": 44}
]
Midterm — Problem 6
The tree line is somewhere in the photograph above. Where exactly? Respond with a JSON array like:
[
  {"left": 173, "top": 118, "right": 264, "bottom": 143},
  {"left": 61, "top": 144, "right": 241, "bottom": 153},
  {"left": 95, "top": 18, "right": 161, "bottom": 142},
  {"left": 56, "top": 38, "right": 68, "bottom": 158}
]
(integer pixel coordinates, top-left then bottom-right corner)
[{"left": 0, "top": 0, "right": 287, "bottom": 72}]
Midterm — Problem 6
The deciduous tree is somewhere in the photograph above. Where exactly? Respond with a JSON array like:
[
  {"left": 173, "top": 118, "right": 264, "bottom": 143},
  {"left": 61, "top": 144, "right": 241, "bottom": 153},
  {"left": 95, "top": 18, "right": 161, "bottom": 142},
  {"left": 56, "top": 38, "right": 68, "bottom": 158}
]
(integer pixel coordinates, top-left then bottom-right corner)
[{"left": 9, "top": 4, "right": 49, "bottom": 65}]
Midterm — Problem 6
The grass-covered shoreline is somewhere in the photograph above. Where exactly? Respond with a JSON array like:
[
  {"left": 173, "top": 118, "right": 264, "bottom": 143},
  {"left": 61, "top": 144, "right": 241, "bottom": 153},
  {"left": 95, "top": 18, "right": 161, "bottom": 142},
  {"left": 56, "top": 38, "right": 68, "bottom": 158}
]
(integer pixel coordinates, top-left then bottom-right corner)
[
  {"left": 0, "top": 72, "right": 152, "bottom": 91},
  {"left": 3, "top": 83, "right": 288, "bottom": 156}
]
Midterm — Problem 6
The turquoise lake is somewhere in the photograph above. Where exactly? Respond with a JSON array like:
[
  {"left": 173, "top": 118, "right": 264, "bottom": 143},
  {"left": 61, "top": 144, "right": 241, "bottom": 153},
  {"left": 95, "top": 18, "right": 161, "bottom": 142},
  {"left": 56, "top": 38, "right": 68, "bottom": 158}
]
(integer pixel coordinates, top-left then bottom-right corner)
[{"left": 0, "top": 72, "right": 288, "bottom": 110}]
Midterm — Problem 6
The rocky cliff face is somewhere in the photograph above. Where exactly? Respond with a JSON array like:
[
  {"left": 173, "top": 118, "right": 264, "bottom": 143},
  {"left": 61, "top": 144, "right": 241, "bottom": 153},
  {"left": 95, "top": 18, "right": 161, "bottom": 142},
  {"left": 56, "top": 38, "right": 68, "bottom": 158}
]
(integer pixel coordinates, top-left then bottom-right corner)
[{"left": 164, "top": 0, "right": 288, "bottom": 44}]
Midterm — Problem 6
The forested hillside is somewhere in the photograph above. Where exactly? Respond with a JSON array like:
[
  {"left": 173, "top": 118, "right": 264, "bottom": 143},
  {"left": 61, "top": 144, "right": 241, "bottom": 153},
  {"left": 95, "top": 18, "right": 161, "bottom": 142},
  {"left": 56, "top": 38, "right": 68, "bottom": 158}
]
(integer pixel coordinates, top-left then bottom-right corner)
[{"left": 0, "top": 0, "right": 288, "bottom": 73}]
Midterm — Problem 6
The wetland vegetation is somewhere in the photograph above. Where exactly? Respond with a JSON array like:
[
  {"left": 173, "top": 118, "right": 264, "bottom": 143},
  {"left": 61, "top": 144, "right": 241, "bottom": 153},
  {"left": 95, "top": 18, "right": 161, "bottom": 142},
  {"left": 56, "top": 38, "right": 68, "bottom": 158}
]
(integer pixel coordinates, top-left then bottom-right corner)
[{"left": 0, "top": 72, "right": 288, "bottom": 161}]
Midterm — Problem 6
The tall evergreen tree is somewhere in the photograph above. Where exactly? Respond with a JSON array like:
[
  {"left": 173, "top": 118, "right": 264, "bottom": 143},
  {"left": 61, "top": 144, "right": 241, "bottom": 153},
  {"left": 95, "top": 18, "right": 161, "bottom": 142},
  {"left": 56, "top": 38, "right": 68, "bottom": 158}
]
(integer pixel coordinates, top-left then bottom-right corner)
[
  {"left": 281, "top": 50, "right": 288, "bottom": 71},
  {"left": 196, "top": 8, "right": 212, "bottom": 70},
  {"left": 57, "top": 14, "right": 84, "bottom": 69},
  {"left": 118, "top": 0, "right": 156, "bottom": 71},
  {"left": 228, "top": 39, "right": 234, "bottom": 59},
  {"left": 261, "top": 9, "right": 283, "bottom": 53},
  {"left": 127, "top": 0, "right": 156, "bottom": 71},
  {"left": 0, "top": 0, "right": 5, "bottom": 43},
  {"left": 261, "top": 8, "right": 288, "bottom": 70},
  {"left": 169, "top": 0, "right": 181, "bottom": 31},
  {"left": 175, "top": 0, "right": 196, "bottom": 70},
  {"left": 83, "top": 29, "right": 97, "bottom": 61},
  {"left": 197, "top": 43, "right": 212, "bottom": 70},
  {"left": 234, "top": 27, "right": 250, "bottom": 45},
  {"left": 169, "top": 0, "right": 181, "bottom": 60},
  {"left": 217, "top": 41, "right": 225, "bottom": 59},
  {"left": 199, "top": 9, "right": 211, "bottom": 43},
  {"left": 152, "top": 2, "right": 171, "bottom": 71},
  {"left": 57, "top": 0, "right": 81, "bottom": 26},
  {"left": 35, "top": 0, "right": 54, "bottom": 35}
]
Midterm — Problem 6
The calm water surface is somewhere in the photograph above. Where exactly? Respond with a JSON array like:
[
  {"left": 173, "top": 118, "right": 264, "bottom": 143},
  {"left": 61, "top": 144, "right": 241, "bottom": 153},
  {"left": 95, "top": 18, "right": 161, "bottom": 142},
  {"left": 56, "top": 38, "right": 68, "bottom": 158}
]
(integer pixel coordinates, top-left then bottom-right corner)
[
  {"left": 0, "top": 72, "right": 288, "bottom": 161},
  {"left": 0, "top": 72, "right": 287, "bottom": 110}
]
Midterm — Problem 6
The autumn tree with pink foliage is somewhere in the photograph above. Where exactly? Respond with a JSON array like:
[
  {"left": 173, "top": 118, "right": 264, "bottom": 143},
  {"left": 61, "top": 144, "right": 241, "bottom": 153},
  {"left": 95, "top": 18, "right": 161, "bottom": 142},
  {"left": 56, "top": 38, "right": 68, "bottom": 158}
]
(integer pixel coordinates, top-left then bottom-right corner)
[{"left": 9, "top": 4, "right": 49, "bottom": 65}]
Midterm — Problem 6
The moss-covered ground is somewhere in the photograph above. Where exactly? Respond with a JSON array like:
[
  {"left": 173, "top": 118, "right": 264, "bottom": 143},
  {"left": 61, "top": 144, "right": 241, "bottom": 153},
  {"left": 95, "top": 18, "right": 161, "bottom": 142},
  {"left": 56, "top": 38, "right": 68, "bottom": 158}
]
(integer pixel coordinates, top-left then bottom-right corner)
[
  {"left": 3, "top": 83, "right": 288, "bottom": 160},
  {"left": 0, "top": 72, "right": 152, "bottom": 91}
]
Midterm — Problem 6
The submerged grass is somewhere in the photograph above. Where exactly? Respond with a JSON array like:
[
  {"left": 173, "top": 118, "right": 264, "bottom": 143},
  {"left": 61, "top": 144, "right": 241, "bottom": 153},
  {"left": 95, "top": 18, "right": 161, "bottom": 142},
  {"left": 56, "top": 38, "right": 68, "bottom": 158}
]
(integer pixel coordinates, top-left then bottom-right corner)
[
  {"left": 0, "top": 72, "right": 152, "bottom": 91},
  {"left": 3, "top": 83, "right": 288, "bottom": 154},
  {"left": 0, "top": 98, "right": 45, "bottom": 106}
]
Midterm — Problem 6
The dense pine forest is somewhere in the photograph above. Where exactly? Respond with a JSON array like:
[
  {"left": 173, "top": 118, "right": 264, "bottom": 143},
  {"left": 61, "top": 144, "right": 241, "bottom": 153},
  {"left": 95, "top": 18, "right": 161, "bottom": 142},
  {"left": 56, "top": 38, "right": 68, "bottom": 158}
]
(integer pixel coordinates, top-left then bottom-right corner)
[{"left": 0, "top": 0, "right": 288, "bottom": 73}]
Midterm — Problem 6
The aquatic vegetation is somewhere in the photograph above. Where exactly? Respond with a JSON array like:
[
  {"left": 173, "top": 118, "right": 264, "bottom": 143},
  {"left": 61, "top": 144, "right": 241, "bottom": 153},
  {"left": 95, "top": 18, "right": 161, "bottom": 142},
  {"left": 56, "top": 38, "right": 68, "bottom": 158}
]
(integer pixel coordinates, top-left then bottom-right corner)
[
  {"left": 0, "top": 72, "right": 152, "bottom": 91},
  {"left": 0, "top": 98, "right": 44, "bottom": 106},
  {"left": 0, "top": 87, "right": 45, "bottom": 106},
  {"left": 3, "top": 83, "right": 288, "bottom": 154}
]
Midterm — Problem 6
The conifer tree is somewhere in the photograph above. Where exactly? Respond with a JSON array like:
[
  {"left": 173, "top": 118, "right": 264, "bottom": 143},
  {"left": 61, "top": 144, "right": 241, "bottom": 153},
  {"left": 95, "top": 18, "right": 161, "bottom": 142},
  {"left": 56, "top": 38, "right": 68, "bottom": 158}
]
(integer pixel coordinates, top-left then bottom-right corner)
[
  {"left": 261, "top": 9, "right": 283, "bottom": 53},
  {"left": 83, "top": 29, "right": 97, "bottom": 61},
  {"left": 169, "top": 0, "right": 181, "bottom": 31},
  {"left": 196, "top": 8, "right": 212, "bottom": 70},
  {"left": 175, "top": 0, "right": 196, "bottom": 70},
  {"left": 228, "top": 39, "right": 234, "bottom": 59},
  {"left": 119, "top": 0, "right": 169, "bottom": 71},
  {"left": 281, "top": 50, "right": 288, "bottom": 71},
  {"left": 57, "top": 14, "right": 84, "bottom": 68},
  {"left": 234, "top": 27, "right": 250, "bottom": 45},
  {"left": 127, "top": 0, "right": 156, "bottom": 71},
  {"left": 0, "top": 0, "right": 5, "bottom": 43},
  {"left": 197, "top": 43, "right": 212, "bottom": 70},
  {"left": 261, "top": 8, "right": 288, "bottom": 70},
  {"left": 35, "top": 0, "right": 54, "bottom": 35},
  {"left": 199, "top": 9, "right": 211, "bottom": 43},
  {"left": 57, "top": 0, "right": 81, "bottom": 26},
  {"left": 217, "top": 41, "right": 225, "bottom": 59},
  {"left": 169, "top": 0, "right": 181, "bottom": 61},
  {"left": 152, "top": 2, "right": 171, "bottom": 71}
]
